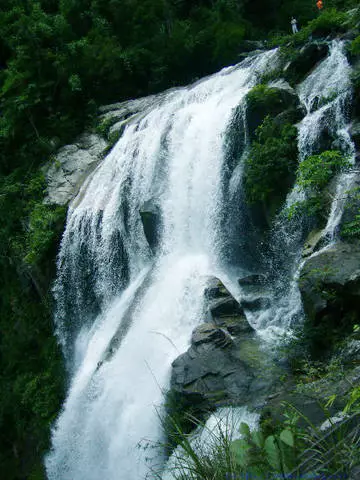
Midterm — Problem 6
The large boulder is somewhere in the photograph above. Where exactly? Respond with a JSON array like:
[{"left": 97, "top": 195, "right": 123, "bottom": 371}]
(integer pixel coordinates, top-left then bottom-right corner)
[
  {"left": 44, "top": 133, "right": 107, "bottom": 205},
  {"left": 169, "top": 277, "right": 282, "bottom": 411},
  {"left": 299, "top": 241, "right": 360, "bottom": 354},
  {"left": 170, "top": 323, "right": 280, "bottom": 409},
  {"left": 283, "top": 42, "right": 329, "bottom": 86}
]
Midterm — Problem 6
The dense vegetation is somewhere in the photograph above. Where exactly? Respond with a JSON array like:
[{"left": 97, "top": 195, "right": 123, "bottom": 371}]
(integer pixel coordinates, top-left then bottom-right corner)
[{"left": 0, "top": 1, "right": 359, "bottom": 479}]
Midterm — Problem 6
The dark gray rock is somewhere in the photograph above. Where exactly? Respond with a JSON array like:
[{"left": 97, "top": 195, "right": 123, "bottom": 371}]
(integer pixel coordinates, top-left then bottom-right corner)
[
  {"left": 204, "top": 277, "right": 254, "bottom": 334},
  {"left": 212, "top": 316, "right": 254, "bottom": 336},
  {"left": 240, "top": 296, "right": 271, "bottom": 311},
  {"left": 209, "top": 296, "right": 244, "bottom": 318},
  {"left": 191, "top": 324, "right": 233, "bottom": 348},
  {"left": 299, "top": 241, "right": 360, "bottom": 355},
  {"left": 170, "top": 327, "right": 284, "bottom": 412},
  {"left": 139, "top": 198, "right": 162, "bottom": 251},
  {"left": 283, "top": 42, "right": 329, "bottom": 86},
  {"left": 204, "top": 276, "right": 231, "bottom": 300},
  {"left": 300, "top": 241, "right": 360, "bottom": 321}
]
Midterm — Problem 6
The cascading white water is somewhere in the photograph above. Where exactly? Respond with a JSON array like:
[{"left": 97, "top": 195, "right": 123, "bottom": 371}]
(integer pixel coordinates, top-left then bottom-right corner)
[
  {"left": 248, "top": 40, "right": 355, "bottom": 336},
  {"left": 298, "top": 40, "right": 355, "bottom": 241},
  {"left": 46, "top": 50, "right": 278, "bottom": 480},
  {"left": 46, "top": 40, "right": 356, "bottom": 479}
]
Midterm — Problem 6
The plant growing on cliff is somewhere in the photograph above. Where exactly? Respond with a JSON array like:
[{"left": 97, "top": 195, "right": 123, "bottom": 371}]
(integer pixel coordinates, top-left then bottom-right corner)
[
  {"left": 286, "top": 150, "right": 350, "bottom": 222},
  {"left": 244, "top": 116, "right": 298, "bottom": 205},
  {"left": 341, "top": 187, "right": 360, "bottom": 240}
]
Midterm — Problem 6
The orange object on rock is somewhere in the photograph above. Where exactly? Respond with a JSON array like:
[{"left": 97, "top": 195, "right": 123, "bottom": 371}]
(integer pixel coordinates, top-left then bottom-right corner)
[{"left": 316, "top": 0, "right": 323, "bottom": 10}]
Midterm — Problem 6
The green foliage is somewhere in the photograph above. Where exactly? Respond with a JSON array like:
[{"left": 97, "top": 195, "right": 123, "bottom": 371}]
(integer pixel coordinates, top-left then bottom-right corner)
[
  {"left": 230, "top": 422, "right": 298, "bottom": 475},
  {"left": 298, "top": 150, "right": 350, "bottom": 190},
  {"left": 285, "top": 151, "right": 350, "bottom": 222},
  {"left": 0, "top": 1, "right": 358, "bottom": 478},
  {"left": 24, "top": 203, "right": 66, "bottom": 265},
  {"left": 244, "top": 116, "right": 298, "bottom": 205},
  {"left": 0, "top": 167, "right": 65, "bottom": 479},
  {"left": 350, "top": 35, "right": 360, "bottom": 56},
  {"left": 341, "top": 187, "right": 360, "bottom": 239},
  {"left": 246, "top": 84, "right": 282, "bottom": 109},
  {"left": 160, "top": 387, "right": 359, "bottom": 480}
]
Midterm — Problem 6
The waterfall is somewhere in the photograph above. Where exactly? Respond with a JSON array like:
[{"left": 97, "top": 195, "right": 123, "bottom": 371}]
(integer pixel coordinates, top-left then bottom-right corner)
[
  {"left": 246, "top": 40, "right": 355, "bottom": 336},
  {"left": 46, "top": 50, "right": 278, "bottom": 480},
  {"left": 46, "top": 40, "right": 355, "bottom": 479},
  {"left": 298, "top": 40, "right": 355, "bottom": 241}
]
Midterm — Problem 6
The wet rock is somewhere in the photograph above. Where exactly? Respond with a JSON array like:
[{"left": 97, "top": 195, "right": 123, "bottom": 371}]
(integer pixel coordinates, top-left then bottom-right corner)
[
  {"left": 299, "top": 241, "right": 360, "bottom": 354},
  {"left": 240, "top": 296, "right": 271, "bottom": 311},
  {"left": 209, "top": 296, "right": 244, "bottom": 318},
  {"left": 171, "top": 340, "right": 252, "bottom": 406},
  {"left": 302, "top": 229, "right": 323, "bottom": 258},
  {"left": 283, "top": 42, "right": 329, "bottom": 85},
  {"left": 300, "top": 241, "right": 360, "bottom": 319},
  {"left": 191, "top": 324, "right": 233, "bottom": 348},
  {"left": 204, "top": 276, "right": 231, "bottom": 300},
  {"left": 139, "top": 198, "right": 162, "bottom": 251},
  {"left": 213, "top": 316, "right": 254, "bottom": 336},
  {"left": 170, "top": 327, "right": 283, "bottom": 411},
  {"left": 204, "top": 277, "right": 254, "bottom": 333}
]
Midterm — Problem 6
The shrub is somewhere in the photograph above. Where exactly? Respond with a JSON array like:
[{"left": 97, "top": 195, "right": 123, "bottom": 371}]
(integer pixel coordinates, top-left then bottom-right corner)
[
  {"left": 298, "top": 150, "right": 350, "bottom": 190},
  {"left": 159, "top": 388, "right": 360, "bottom": 480},
  {"left": 244, "top": 116, "right": 298, "bottom": 205},
  {"left": 350, "top": 35, "right": 360, "bottom": 56},
  {"left": 246, "top": 84, "right": 284, "bottom": 110},
  {"left": 341, "top": 187, "right": 360, "bottom": 239},
  {"left": 24, "top": 203, "right": 66, "bottom": 265},
  {"left": 285, "top": 150, "right": 350, "bottom": 222}
]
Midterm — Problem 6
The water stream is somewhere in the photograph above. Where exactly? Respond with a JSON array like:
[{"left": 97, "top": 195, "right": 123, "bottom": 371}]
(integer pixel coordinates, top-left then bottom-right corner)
[{"left": 46, "top": 41, "right": 355, "bottom": 480}]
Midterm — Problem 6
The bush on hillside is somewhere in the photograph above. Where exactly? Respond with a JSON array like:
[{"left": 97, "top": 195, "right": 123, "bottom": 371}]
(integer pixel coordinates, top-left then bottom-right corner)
[{"left": 243, "top": 116, "right": 298, "bottom": 206}]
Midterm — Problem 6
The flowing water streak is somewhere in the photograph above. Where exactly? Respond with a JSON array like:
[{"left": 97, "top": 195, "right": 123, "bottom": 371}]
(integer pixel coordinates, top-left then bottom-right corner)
[
  {"left": 251, "top": 41, "right": 354, "bottom": 335},
  {"left": 46, "top": 50, "right": 278, "bottom": 480}
]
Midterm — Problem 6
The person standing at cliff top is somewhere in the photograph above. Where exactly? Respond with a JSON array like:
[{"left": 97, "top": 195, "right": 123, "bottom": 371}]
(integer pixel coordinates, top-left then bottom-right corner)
[{"left": 291, "top": 17, "right": 299, "bottom": 34}]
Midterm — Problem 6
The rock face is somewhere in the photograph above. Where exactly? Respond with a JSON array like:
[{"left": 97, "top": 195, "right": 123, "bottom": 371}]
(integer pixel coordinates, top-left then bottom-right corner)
[
  {"left": 44, "top": 133, "right": 107, "bottom": 205},
  {"left": 302, "top": 229, "right": 324, "bottom": 258},
  {"left": 299, "top": 241, "right": 360, "bottom": 353},
  {"left": 170, "top": 277, "right": 281, "bottom": 410},
  {"left": 300, "top": 241, "right": 360, "bottom": 320},
  {"left": 283, "top": 42, "right": 329, "bottom": 85},
  {"left": 45, "top": 95, "right": 165, "bottom": 206},
  {"left": 139, "top": 198, "right": 162, "bottom": 251}
]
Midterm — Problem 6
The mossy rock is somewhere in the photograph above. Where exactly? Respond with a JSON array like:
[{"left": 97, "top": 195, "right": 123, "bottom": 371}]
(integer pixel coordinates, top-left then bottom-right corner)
[
  {"left": 245, "top": 85, "right": 299, "bottom": 140},
  {"left": 299, "top": 241, "right": 360, "bottom": 356},
  {"left": 283, "top": 42, "right": 329, "bottom": 86}
]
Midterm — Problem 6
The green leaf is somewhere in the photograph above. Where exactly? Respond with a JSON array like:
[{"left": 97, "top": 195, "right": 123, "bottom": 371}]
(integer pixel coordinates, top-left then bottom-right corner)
[
  {"left": 230, "top": 438, "right": 251, "bottom": 467},
  {"left": 279, "top": 429, "right": 294, "bottom": 447},
  {"left": 264, "top": 435, "right": 282, "bottom": 471},
  {"left": 251, "top": 430, "right": 265, "bottom": 448}
]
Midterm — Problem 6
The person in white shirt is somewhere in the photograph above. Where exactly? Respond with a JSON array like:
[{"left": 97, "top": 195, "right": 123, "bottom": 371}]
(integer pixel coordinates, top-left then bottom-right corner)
[{"left": 291, "top": 17, "right": 299, "bottom": 34}]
